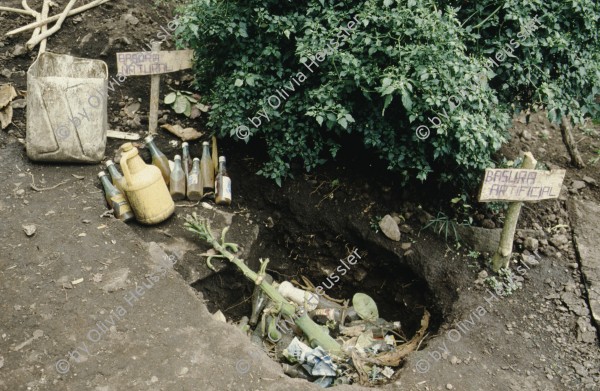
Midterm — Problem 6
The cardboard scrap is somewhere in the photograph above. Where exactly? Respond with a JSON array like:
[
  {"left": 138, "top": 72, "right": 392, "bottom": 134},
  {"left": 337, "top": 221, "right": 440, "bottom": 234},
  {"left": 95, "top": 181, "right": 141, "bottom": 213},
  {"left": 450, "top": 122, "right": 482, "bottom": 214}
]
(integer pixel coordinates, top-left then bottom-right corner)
[{"left": 0, "top": 84, "right": 17, "bottom": 129}]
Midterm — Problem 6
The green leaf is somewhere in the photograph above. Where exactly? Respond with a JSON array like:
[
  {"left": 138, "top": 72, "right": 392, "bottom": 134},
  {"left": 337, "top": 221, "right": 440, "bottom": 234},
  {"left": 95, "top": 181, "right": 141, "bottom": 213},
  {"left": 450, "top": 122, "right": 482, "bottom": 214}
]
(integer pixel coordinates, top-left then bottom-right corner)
[
  {"left": 316, "top": 115, "right": 324, "bottom": 126},
  {"left": 184, "top": 100, "right": 192, "bottom": 117},
  {"left": 164, "top": 92, "right": 177, "bottom": 105},
  {"left": 174, "top": 95, "right": 189, "bottom": 114},
  {"left": 383, "top": 0, "right": 393, "bottom": 7},
  {"left": 234, "top": 78, "right": 244, "bottom": 87}
]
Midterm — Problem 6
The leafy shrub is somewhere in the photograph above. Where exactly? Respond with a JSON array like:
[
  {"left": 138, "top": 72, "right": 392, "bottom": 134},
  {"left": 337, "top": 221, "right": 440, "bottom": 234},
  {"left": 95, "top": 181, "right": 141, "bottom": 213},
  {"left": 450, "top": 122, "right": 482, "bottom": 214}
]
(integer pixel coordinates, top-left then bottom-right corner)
[{"left": 175, "top": 0, "right": 599, "bottom": 186}]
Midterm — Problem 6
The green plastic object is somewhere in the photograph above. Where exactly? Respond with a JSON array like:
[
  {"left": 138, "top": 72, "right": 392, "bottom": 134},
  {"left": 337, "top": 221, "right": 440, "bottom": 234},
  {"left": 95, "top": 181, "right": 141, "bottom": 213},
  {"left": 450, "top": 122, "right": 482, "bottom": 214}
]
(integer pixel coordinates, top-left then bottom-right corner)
[{"left": 352, "top": 293, "right": 379, "bottom": 322}]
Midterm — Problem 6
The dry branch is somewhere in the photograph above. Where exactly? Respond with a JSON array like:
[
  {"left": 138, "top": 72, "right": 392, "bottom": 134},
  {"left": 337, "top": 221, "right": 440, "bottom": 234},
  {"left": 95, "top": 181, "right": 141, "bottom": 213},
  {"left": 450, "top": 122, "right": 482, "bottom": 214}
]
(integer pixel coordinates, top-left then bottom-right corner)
[
  {"left": 6, "top": 0, "right": 110, "bottom": 37},
  {"left": 26, "top": 0, "right": 77, "bottom": 49},
  {"left": 560, "top": 116, "right": 586, "bottom": 169}
]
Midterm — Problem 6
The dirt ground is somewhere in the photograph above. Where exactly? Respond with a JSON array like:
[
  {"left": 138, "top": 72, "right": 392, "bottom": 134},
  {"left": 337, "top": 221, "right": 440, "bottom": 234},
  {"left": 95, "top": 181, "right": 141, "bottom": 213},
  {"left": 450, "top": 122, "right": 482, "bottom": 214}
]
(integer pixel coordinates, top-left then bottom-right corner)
[{"left": 1, "top": 1, "right": 599, "bottom": 390}]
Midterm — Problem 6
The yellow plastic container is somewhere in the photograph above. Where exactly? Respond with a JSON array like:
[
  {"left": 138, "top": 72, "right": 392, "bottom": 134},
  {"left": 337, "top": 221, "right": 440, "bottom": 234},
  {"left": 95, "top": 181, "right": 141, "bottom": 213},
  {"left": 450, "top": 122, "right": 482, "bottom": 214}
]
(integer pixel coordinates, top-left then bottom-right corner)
[{"left": 120, "top": 143, "right": 175, "bottom": 225}]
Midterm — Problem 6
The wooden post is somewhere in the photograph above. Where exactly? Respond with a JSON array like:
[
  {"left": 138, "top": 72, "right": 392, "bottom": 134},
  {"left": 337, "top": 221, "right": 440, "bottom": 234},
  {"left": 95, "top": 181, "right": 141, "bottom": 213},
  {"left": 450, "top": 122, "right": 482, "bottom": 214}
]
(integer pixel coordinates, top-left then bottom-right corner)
[
  {"left": 491, "top": 152, "right": 537, "bottom": 271},
  {"left": 149, "top": 42, "right": 161, "bottom": 135}
]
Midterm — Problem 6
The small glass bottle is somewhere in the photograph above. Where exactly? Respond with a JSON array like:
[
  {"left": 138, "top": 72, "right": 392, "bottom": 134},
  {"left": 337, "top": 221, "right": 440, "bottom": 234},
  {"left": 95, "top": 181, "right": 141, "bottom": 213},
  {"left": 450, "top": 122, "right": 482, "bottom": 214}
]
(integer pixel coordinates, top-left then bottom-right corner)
[
  {"left": 200, "top": 141, "right": 214, "bottom": 195},
  {"left": 144, "top": 135, "right": 171, "bottom": 186},
  {"left": 215, "top": 156, "right": 232, "bottom": 206},
  {"left": 98, "top": 171, "right": 135, "bottom": 222},
  {"left": 187, "top": 158, "right": 203, "bottom": 201},
  {"left": 105, "top": 160, "right": 127, "bottom": 194},
  {"left": 170, "top": 155, "right": 186, "bottom": 201}
]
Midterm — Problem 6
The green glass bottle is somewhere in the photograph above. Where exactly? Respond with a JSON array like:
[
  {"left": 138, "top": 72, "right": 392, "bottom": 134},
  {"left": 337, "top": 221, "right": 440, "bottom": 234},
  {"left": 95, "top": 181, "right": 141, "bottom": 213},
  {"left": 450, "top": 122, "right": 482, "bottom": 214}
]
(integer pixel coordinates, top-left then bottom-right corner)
[
  {"left": 200, "top": 141, "right": 214, "bottom": 195},
  {"left": 215, "top": 156, "right": 232, "bottom": 206},
  {"left": 105, "top": 160, "right": 127, "bottom": 194},
  {"left": 182, "top": 142, "right": 192, "bottom": 180},
  {"left": 144, "top": 135, "right": 171, "bottom": 186},
  {"left": 98, "top": 171, "right": 135, "bottom": 222}
]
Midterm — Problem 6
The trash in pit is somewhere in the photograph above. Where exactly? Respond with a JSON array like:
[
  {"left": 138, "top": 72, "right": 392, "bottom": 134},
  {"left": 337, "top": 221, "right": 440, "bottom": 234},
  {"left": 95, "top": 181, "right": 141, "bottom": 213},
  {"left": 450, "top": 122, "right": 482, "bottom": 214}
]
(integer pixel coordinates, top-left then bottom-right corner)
[{"left": 241, "top": 278, "right": 429, "bottom": 387}]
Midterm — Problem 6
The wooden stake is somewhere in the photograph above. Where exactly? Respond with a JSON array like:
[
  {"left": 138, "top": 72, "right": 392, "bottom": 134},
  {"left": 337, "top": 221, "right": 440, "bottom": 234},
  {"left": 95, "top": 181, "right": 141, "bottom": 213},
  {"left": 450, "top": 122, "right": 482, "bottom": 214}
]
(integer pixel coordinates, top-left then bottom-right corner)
[
  {"left": 149, "top": 42, "right": 161, "bottom": 135},
  {"left": 491, "top": 152, "right": 537, "bottom": 271}
]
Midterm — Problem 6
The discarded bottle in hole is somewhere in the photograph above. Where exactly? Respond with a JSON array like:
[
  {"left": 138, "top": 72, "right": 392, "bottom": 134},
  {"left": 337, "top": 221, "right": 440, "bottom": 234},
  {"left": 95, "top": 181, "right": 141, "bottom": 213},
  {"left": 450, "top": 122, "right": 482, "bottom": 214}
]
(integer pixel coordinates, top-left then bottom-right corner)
[
  {"left": 181, "top": 142, "right": 191, "bottom": 179},
  {"left": 105, "top": 160, "right": 127, "bottom": 195},
  {"left": 215, "top": 156, "right": 232, "bottom": 206},
  {"left": 200, "top": 141, "right": 214, "bottom": 196},
  {"left": 144, "top": 135, "right": 171, "bottom": 186},
  {"left": 187, "top": 158, "right": 203, "bottom": 201},
  {"left": 170, "top": 155, "right": 186, "bottom": 201},
  {"left": 98, "top": 171, "right": 135, "bottom": 222},
  {"left": 249, "top": 274, "right": 273, "bottom": 326}
]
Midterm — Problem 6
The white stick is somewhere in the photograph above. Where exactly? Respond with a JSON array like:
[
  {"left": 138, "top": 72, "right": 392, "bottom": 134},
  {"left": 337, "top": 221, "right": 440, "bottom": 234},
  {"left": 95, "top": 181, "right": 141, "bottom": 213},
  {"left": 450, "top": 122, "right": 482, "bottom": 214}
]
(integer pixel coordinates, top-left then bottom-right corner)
[
  {"left": 38, "top": 0, "right": 50, "bottom": 55},
  {"left": 21, "top": 0, "right": 41, "bottom": 43},
  {"left": 7, "top": 0, "right": 110, "bottom": 36},
  {"left": 0, "top": 6, "right": 34, "bottom": 15},
  {"left": 26, "top": 0, "right": 77, "bottom": 50}
]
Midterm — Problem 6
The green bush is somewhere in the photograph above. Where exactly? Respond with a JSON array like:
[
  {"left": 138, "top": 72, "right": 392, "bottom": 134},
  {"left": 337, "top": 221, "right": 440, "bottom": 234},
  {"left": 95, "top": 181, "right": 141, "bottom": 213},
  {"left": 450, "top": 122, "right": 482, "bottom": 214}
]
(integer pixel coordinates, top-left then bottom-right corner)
[{"left": 175, "top": 0, "right": 599, "bottom": 186}]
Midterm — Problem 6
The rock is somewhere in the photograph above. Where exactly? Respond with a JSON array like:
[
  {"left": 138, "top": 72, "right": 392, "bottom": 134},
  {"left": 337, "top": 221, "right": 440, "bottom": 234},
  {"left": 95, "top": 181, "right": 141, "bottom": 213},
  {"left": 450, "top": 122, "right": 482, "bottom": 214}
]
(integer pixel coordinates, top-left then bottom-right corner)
[
  {"left": 11, "top": 99, "right": 26, "bottom": 109},
  {"left": 12, "top": 45, "right": 27, "bottom": 57},
  {"left": 124, "top": 102, "right": 141, "bottom": 118},
  {"left": 521, "top": 130, "right": 532, "bottom": 140},
  {"left": 571, "top": 180, "right": 586, "bottom": 191},
  {"left": 481, "top": 219, "right": 495, "bottom": 229},
  {"left": 22, "top": 224, "right": 36, "bottom": 237},
  {"left": 524, "top": 237, "right": 539, "bottom": 252},
  {"left": 122, "top": 13, "right": 139, "bottom": 25},
  {"left": 446, "top": 384, "right": 454, "bottom": 390},
  {"left": 540, "top": 129, "right": 550, "bottom": 138},
  {"left": 379, "top": 215, "right": 401, "bottom": 241},
  {"left": 101, "top": 268, "right": 130, "bottom": 292},
  {"left": 1, "top": 68, "right": 12, "bottom": 79},
  {"left": 582, "top": 176, "right": 596, "bottom": 186},
  {"left": 390, "top": 212, "right": 403, "bottom": 225},
  {"left": 455, "top": 225, "right": 502, "bottom": 253},
  {"left": 401, "top": 242, "right": 412, "bottom": 251},
  {"left": 550, "top": 234, "right": 569, "bottom": 248},
  {"left": 399, "top": 224, "right": 412, "bottom": 234},
  {"left": 522, "top": 255, "right": 540, "bottom": 267}
]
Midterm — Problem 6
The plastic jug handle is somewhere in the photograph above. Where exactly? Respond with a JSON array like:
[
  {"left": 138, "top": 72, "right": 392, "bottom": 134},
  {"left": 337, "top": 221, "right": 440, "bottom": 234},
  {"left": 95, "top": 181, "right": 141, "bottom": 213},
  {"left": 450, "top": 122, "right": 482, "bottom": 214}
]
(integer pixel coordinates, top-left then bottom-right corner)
[{"left": 120, "top": 149, "right": 134, "bottom": 187}]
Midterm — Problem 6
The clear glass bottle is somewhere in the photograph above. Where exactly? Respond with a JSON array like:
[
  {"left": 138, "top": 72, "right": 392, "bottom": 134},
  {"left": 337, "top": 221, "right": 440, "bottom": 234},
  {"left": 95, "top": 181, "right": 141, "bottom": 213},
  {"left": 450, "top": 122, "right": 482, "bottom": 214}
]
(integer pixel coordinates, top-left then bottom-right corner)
[
  {"left": 187, "top": 158, "right": 203, "bottom": 201},
  {"left": 105, "top": 160, "right": 127, "bottom": 194},
  {"left": 215, "top": 156, "right": 232, "bottom": 206},
  {"left": 98, "top": 171, "right": 135, "bottom": 222},
  {"left": 170, "top": 155, "right": 186, "bottom": 201},
  {"left": 144, "top": 135, "right": 171, "bottom": 185},
  {"left": 200, "top": 141, "right": 214, "bottom": 195}
]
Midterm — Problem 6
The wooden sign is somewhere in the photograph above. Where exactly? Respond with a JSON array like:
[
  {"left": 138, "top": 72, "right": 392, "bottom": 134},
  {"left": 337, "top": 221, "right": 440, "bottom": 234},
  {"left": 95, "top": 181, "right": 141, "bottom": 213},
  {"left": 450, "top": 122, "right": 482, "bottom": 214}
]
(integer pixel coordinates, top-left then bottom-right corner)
[
  {"left": 116, "top": 49, "right": 193, "bottom": 76},
  {"left": 479, "top": 168, "right": 566, "bottom": 202}
]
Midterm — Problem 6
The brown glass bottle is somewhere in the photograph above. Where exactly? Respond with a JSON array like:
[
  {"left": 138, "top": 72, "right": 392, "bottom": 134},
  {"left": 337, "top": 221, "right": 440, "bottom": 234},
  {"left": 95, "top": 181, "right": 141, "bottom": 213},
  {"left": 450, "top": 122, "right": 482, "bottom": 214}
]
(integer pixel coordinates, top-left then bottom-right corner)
[
  {"left": 144, "top": 135, "right": 171, "bottom": 185},
  {"left": 170, "top": 155, "right": 186, "bottom": 201},
  {"left": 187, "top": 158, "right": 203, "bottom": 201},
  {"left": 98, "top": 171, "right": 135, "bottom": 222},
  {"left": 200, "top": 141, "right": 214, "bottom": 195},
  {"left": 215, "top": 156, "right": 232, "bottom": 206}
]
